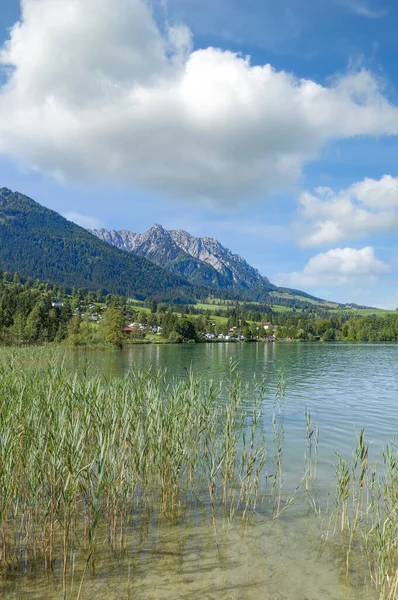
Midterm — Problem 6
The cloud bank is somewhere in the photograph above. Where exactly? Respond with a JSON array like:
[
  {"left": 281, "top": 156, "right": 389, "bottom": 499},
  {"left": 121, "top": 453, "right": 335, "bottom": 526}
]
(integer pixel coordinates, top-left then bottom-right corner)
[
  {"left": 275, "top": 246, "right": 389, "bottom": 287},
  {"left": 297, "top": 175, "right": 398, "bottom": 246},
  {"left": 1, "top": 0, "right": 398, "bottom": 204}
]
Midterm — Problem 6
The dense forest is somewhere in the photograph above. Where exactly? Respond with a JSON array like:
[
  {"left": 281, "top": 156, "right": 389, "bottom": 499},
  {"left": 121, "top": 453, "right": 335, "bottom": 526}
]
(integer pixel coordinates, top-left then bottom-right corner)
[{"left": 0, "top": 188, "right": 195, "bottom": 301}]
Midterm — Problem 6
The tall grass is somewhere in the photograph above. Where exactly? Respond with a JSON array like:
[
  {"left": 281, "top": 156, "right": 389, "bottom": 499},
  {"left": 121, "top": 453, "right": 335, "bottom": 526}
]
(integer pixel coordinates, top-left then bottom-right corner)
[
  {"left": 0, "top": 349, "right": 269, "bottom": 595},
  {"left": 2, "top": 348, "right": 398, "bottom": 599},
  {"left": 328, "top": 431, "right": 398, "bottom": 600}
]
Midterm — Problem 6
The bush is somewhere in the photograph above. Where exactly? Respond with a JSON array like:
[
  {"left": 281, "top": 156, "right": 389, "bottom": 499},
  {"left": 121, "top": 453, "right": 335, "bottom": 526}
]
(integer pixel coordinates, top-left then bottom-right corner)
[{"left": 169, "top": 330, "right": 183, "bottom": 343}]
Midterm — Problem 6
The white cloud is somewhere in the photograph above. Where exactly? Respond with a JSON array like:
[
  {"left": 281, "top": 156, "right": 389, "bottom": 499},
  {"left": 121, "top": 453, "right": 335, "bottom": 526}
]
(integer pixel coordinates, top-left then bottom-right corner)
[
  {"left": 350, "top": 175, "right": 398, "bottom": 208},
  {"left": 274, "top": 246, "right": 389, "bottom": 287},
  {"left": 64, "top": 211, "right": 102, "bottom": 230},
  {"left": 1, "top": 0, "right": 398, "bottom": 205},
  {"left": 297, "top": 175, "right": 398, "bottom": 246},
  {"left": 344, "top": 0, "right": 387, "bottom": 18}
]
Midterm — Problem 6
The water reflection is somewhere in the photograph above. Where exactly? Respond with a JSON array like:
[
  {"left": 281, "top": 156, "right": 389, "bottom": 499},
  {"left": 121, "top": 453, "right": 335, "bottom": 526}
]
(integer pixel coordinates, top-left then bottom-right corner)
[{"left": 69, "top": 342, "right": 398, "bottom": 481}]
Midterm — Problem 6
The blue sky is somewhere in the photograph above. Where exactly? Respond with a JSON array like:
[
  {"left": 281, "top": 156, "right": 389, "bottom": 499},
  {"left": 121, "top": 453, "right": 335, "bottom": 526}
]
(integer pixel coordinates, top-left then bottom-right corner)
[{"left": 1, "top": 0, "right": 398, "bottom": 307}]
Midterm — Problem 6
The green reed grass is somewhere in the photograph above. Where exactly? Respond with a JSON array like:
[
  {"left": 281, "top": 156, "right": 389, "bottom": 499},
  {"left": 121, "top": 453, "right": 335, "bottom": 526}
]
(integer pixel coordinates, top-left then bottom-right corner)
[
  {"left": 2, "top": 348, "right": 398, "bottom": 599},
  {"left": 0, "top": 349, "right": 271, "bottom": 596},
  {"left": 326, "top": 430, "right": 398, "bottom": 600}
]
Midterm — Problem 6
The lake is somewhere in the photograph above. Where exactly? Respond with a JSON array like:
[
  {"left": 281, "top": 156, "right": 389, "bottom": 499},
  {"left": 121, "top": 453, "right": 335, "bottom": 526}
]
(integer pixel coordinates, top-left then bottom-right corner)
[
  {"left": 4, "top": 342, "right": 398, "bottom": 600},
  {"left": 71, "top": 341, "right": 398, "bottom": 470}
]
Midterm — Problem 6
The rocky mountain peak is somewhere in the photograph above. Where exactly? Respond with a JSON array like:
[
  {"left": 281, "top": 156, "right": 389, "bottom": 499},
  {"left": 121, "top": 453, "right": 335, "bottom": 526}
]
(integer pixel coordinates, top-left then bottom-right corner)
[
  {"left": 92, "top": 224, "right": 271, "bottom": 291},
  {"left": 149, "top": 223, "right": 165, "bottom": 233}
]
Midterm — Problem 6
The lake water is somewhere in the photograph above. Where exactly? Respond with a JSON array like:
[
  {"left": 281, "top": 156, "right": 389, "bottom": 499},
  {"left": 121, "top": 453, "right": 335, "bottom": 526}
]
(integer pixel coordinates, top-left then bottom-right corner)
[
  {"left": 4, "top": 342, "right": 398, "bottom": 600},
  {"left": 71, "top": 342, "right": 398, "bottom": 473}
]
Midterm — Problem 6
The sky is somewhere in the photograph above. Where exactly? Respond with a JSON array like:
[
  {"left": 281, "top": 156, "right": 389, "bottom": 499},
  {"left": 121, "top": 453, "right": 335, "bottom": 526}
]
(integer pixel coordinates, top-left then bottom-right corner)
[{"left": 1, "top": 0, "right": 398, "bottom": 307}]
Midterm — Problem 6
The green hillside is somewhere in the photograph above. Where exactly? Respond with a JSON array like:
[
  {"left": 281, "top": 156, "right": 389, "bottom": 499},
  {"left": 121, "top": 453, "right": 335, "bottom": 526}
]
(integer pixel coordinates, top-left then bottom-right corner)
[{"left": 0, "top": 188, "right": 192, "bottom": 300}]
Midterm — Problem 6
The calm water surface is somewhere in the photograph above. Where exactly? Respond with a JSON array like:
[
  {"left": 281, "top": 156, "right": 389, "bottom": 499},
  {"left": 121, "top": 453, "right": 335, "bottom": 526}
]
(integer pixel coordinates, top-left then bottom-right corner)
[
  {"left": 5, "top": 342, "right": 398, "bottom": 600},
  {"left": 72, "top": 342, "right": 398, "bottom": 476}
]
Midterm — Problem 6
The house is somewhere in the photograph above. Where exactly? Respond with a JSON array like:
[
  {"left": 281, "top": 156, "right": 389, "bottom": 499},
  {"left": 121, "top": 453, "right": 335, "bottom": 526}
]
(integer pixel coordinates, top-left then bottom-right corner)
[
  {"left": 123, "top": 327, "right": 134, "bottom": 334},
  {"left": 51, "top": 302, "right": 65, "bottom": 308},
  {"left": 204, "top": 333, "right": 216, "bottom": 339}
]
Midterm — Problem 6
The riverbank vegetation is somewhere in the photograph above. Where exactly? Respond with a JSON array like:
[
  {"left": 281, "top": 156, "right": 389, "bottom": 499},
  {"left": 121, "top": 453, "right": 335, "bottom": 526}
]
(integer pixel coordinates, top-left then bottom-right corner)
[
  {"left": 0, "top": 350, "right": 269, "bottom": 595},
  {"left": 275, "top": 312, "right": 398, "bottom": 342},
  {"left": 1, "top": 349, "right": 398, "bottom": 598},
  {"left": 1, "top": 270, "right": 398, "bottom": 347}
]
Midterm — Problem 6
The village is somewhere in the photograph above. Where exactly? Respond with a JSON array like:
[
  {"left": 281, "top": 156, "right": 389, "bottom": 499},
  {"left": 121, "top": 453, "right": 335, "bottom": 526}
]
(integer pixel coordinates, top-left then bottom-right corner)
[
  {"left": 52, "top": 298, "right": 278, "bottom": 343},
  {"left": 123, "top": 320, "right": 277, "bottom": 342}
]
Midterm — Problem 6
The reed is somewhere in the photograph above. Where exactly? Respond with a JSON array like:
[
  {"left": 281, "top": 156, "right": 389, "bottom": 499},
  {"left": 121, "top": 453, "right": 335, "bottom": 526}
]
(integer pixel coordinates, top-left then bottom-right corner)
[
  {"left": 0, "top": 348, "right": 270, "bottom": 588},
  {"left": 271, "top": 372, "right": 286, "bottom": 518},
  {"left": 2, "top": 347, "right": 398, "bottom": 599},
  {"left": 327, "top": 430, "right": 398, "bottom": 599},
  {"left": 303, "top": 407, "right": 319, "bottom": 506}
]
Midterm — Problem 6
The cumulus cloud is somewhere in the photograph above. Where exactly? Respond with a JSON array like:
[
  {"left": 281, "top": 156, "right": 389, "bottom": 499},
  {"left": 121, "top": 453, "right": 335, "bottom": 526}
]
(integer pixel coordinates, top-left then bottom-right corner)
[
  {"left": 297, "top": 175, "right": 398, "bottom": 246},
  {"left": 274, "top": 246, "right": 389, "bottom": 287},
  {"left": 1, "top": 0, "right": 398, "bottom": 204},
  {"left": 350, "top": 175, "right": 398, "bottom": 208},
  {"left": 64, "top": 211, "right": 102, "bottom": 230}
]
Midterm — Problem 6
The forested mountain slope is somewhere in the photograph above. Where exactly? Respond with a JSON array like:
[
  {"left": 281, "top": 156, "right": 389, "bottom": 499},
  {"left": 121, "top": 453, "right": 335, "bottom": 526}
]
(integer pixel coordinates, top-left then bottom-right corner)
[{"left": 0, "top": 188, "right": 192, "bottom": 300}]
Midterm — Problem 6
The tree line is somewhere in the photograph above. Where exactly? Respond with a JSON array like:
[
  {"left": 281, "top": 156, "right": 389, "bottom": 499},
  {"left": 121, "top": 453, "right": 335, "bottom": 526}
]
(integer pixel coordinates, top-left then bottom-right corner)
[
  {"left": 274, "top": 313, "right": 398, "bottom": 342},
  {"left": 0, "top": 270, "right": 397, "bottom": 346}
]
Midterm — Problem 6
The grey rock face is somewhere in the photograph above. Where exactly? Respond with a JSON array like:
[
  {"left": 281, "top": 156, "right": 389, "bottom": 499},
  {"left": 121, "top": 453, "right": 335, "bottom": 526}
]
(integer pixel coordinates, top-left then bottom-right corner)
[
  {"left": 91, "top": 225, "right": 271, "bottom": 291},
  {"left": 168, "top": 229, "right": 268, "bottom": 289}
]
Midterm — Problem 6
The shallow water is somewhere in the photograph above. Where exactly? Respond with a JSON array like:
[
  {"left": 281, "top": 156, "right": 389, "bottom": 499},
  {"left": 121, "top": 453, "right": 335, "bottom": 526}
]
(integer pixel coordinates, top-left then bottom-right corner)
[
  {"left": 1, "top": 513, "right": 376, "bottom": 600},
  {"left": 4, "top": 342, "right": 398, "bottom": 599}
]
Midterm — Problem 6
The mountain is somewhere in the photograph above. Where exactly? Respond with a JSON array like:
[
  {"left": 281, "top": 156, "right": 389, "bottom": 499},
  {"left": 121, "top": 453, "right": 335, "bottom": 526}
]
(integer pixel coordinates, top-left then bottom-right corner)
[
  {"left": 92, "top": 225, "right": 236, "bottom": 289},
  {"left": 92, "top": 225, "right": 344, "bottom": 308},
  {"left": 92, "top": 225, "right": 276, "bottom": 292},
  {"left": 0, "top": 187, "right": 344, "bottom": 310},
  {"left": 0, "top": 188, "right": 193, "bottom": 300}
]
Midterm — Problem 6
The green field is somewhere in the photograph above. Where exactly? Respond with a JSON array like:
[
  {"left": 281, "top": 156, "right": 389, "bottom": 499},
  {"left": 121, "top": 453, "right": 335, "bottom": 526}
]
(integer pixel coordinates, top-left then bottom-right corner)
[
  {"left": 271, "top": 305, "right": 296, "bottom": 313},
  {"left": 269, "top": 291, "right": 339, "bottom": 308},
  {"left": 207, "top": 314, "right": 228, "bottom": 324},
  {"left": 130, "top": 300, "right": 397, "bottom": 320},
  {"left": 330, "top": 308, "right": 398, "bottom": 317},
  {"left": 128, "top": 305, "right": 230, "bottom": 326},
  {"left": 194, "top": 302, "right": 229, "bottom": 311}
]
